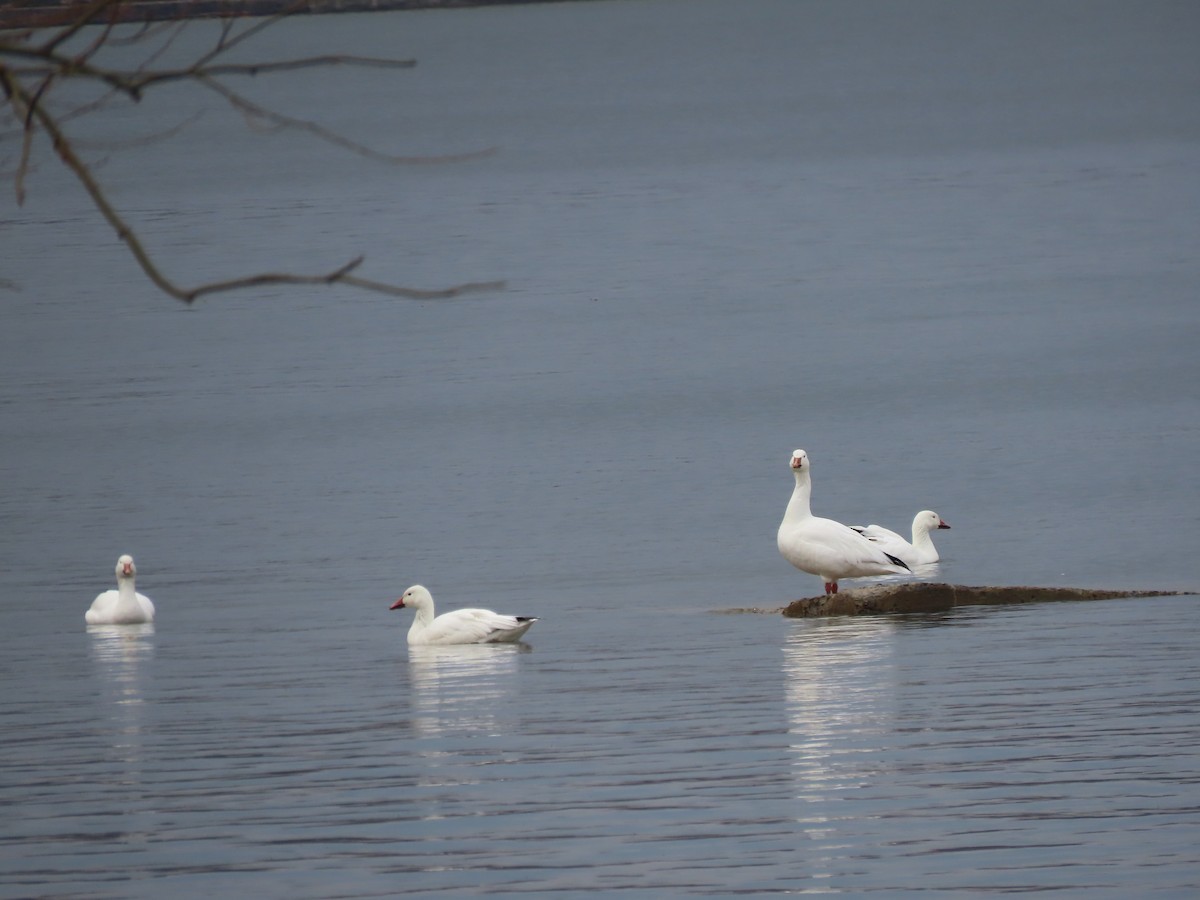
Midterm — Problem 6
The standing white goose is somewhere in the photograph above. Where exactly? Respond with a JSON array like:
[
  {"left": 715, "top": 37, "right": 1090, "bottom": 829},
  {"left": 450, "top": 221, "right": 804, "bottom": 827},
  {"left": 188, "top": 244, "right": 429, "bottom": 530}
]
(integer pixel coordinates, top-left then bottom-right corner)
[
  {"left": 850, "top": 510, "right": 951, "bottom": 567},
  {"left": 777, "top": 449, "right": 911, "bottom": 594},
  {"left": 86, "top": 554, "right": 156, "bottom": 625},
  {"left": 390, "top": 585, "right": 538, "bottom": 645}
]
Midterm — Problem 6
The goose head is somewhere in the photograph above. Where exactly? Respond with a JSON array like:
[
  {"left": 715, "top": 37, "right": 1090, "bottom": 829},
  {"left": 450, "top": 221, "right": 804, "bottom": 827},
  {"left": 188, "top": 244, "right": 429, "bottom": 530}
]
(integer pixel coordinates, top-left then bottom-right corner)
[
  {"left": 790, "top": 449, "right": 809, "bottom": 472},
  {"left": 390, "top": 584, "right": 433, "bottom": 611},
  {"left": 915, "top": 510, "right": 951, "bottom": 533},
  {"left": 115, "top": 554, "right": 136, "bottom": 580}
]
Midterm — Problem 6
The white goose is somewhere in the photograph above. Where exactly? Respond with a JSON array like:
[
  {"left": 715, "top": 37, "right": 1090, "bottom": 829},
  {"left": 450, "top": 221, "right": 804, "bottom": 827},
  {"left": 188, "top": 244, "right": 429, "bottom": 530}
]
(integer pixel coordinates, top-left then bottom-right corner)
[
  {"left": 390, "top": 585, "right": 538, "bottom": 645},
  {"left": 777, "top": 449, "right": 911, "bottom": 595},
  {"left": 851, "top": 510, "right": 951, "bottom": 567},
  {"left": 85, "top": 554, "right": 156, "bottom": 625}
]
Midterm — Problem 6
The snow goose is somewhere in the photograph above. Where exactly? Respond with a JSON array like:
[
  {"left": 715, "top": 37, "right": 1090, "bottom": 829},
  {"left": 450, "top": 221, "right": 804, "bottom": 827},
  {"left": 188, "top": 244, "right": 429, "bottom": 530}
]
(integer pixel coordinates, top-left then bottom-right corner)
[
  {"left": 777, "top": 449, "right": 911, "bottom": 594},
  {"left": 390, "top": 585, "right": 538, "bottom": 645},
  {"left": 85, "top": 555, "right": 156, "bottom": 625},
  {"left": 851, "top": 510, "right": 951, "bottom": 567}
]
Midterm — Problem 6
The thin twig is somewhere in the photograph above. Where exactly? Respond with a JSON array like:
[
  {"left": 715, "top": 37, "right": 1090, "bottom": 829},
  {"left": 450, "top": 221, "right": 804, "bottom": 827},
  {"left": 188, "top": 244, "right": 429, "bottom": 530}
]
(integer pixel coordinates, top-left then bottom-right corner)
[
  {"left": 130, "top": 54, "right": 417, "bottom": 91},
  {"left": 15, "top": 115, "right": 33, "bottom": 204},
  {"left": 73, "top": 12, "right": 121, "bottom": 65},
  {"left": 71, "top": 110, "right": 203, "bottom": 151},
  {"left": 23, "top": 71, "right": 55, "bottom": 127},
  {"left": 125, "top": 20, "right": 188, "bottom": 81},
  {"left": 5, "top": 47, "right": 418, "bottom": 102},
  {"left": 199, "top": 73, "right": 492, "bottom": 165},
  {"left": 106, "top": 19, "right": 175, "bottom": 49},
  {"left": 192, "top": 3, "right": 307, "bottom": 69},
  {"left": 0, "top": 65, "right": 34, "bottom": 204},
  {"left": 3, "top": 10, "right": 505, "bottom": 303},
  {"left": 336, "top": 276, "right": 508, "bottom": 301},
  {"left": 4, "top": 45, "right": 144, "bottom": 100},
  {"left": 12, "top": 74, "right": 504, "bottom": 304},
  {"left": 39, "top": 0, "right": 122, "bottom": 55}
]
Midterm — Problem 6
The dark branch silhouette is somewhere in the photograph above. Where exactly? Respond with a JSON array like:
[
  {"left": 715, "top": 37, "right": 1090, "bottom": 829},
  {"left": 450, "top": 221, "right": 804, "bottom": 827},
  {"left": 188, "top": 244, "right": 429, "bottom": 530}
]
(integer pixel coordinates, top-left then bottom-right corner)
[{"left": 1, "top": 0, "right": 504, "bottom": 303}]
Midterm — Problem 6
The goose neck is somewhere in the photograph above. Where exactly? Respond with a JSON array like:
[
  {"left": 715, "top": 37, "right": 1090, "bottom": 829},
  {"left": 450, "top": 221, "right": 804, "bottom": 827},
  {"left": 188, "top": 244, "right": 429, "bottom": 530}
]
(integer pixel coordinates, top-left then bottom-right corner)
[
  {"left": 910, "top": 523, "right": 938, "bottom": 556},
  {"left": 410, "top": 603, "right": 436, "bottom": 630},
  {"left": 911, "top": 526, "right": 933, "bottom": 549},
  {"left": 115, "top": 578, "right": 140, "bottom": 615},
  {"left": 783, "top": 470, "right": 813, "bottom": 522}
]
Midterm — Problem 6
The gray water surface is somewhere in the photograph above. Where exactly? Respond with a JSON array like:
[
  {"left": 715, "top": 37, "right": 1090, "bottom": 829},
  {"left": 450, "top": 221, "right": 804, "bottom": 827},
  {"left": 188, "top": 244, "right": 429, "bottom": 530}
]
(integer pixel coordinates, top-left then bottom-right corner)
[{"left": 2, "top": 0, "right": 1199, "bottom": 896}]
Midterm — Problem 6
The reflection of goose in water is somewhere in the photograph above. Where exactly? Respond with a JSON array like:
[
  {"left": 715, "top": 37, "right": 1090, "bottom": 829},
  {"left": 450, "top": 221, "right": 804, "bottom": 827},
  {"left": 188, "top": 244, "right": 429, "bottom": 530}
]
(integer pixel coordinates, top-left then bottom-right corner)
[
  {"left": 407, "top": 643, "right": 527, "bottom": 738},
  {"left": 87, "top": 623, "right": 155, "bottom": 771},
  {"left": 783, "top": 618, "right": 897, "bottom": 844}
]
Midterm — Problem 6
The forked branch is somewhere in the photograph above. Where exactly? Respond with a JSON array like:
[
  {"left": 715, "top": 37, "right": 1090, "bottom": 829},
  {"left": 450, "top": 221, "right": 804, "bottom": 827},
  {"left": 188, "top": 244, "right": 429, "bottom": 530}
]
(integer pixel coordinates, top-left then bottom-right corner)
[{"left": 1, "top": 3, "right": 504, "bottom": 303}]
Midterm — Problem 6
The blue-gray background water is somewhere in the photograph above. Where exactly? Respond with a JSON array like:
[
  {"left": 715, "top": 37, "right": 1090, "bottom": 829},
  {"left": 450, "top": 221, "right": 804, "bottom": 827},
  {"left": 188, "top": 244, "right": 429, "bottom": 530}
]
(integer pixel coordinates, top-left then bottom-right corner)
[{"left": 2, "top": 0, "right": 1199, "bottom": 895}]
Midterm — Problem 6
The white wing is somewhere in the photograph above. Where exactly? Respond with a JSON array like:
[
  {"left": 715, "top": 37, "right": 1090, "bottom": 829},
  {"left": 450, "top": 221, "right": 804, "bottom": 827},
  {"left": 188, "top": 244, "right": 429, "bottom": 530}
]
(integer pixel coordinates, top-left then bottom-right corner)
[{"left": 422, "top": 608, "right": 536, "bottom": 645}]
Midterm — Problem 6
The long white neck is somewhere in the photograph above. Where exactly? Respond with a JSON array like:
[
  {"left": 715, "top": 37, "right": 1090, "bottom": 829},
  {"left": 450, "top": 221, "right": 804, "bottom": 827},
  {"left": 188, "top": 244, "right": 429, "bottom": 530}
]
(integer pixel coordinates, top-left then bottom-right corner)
[
  {"left": 910, "top": 518, "right": 939, "bottom": 560},
  {"left": 782, "top": 470, "right": 813, "bottom": 523},
  {"left": 115, "top": 576, "right": 141, "bottom": 618},
  {"left": 408, "top": 601, "right": 436, "bottom": 636}
]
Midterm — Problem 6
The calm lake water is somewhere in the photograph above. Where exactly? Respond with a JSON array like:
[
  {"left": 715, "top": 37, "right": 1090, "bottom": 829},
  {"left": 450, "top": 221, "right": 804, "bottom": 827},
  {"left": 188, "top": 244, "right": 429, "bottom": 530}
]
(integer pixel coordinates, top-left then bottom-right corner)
[{"left": 2, "top": 0, "right": 1199, "bottom": 896}]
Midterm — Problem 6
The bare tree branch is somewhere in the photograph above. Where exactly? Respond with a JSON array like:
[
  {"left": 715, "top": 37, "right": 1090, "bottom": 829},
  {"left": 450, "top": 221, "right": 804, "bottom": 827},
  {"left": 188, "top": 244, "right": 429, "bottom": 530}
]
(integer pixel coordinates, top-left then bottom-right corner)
[
  {"left": 68, "top": 110, "right": 204, "bottom": 151},
  {"left": 21, "top": 78, "right": 499, "bottom": 303},
  {"left": 335, "top": 276, "right": 507, "bottom": 301},
  {"left": 190, "top": 3, "right": 302, "bottom": 67},
  {"left": 15, "top": 99, "right": 34, "bottom": 203},
  {"left": 1, "top": 4, "right": 505, "bottom": 303},
  {"left": 198, "top": 73, "right": 493, "bottom": 165},
  {"left": 39, "top": 0, "right": 122, "bottom": 55},
  {"left": 7, "top": 46, "right": 418, "bottom": 93}
]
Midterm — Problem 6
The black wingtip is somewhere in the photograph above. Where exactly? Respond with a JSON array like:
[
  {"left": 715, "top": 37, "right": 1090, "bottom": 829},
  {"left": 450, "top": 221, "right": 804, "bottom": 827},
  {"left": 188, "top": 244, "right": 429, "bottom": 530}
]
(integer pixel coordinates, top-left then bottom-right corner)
[{"left": 886, "top": 553, "right": 911, "bottom": 572}]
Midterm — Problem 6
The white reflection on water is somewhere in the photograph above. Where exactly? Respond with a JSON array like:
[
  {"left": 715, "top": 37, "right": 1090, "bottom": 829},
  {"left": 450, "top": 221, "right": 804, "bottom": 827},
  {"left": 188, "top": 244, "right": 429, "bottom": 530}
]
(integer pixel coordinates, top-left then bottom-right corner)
[
  {"left": 407, "top": 643, "right": 529, "bottom": 738},
  {"left": 86, "top": 623, "right": 155, "bottom": 777},
  {"left": 783, "top": 618, "right": 898, "bottom": 852}
]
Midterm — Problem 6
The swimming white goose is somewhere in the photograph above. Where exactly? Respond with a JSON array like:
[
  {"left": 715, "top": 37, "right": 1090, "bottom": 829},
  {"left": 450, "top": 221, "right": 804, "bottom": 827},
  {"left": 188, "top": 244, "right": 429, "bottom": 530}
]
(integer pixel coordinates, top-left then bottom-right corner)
[
  {"left": 777, "top": 449, "right": 911, "bottom": 594},
  {"left": 850, "top": 510, "right": 951, "bottom": 567},
  {"left": 390, "top": 585, "right": 538, "bottom": 645},
  {"left": 85, "top": 554, "right": 156, "bottom": 625}
]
